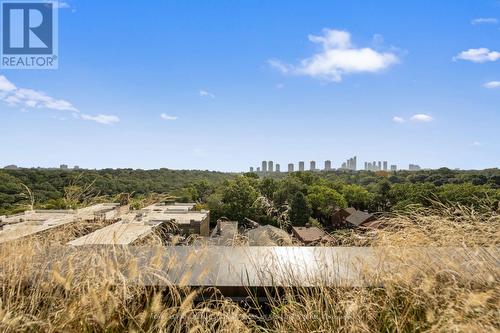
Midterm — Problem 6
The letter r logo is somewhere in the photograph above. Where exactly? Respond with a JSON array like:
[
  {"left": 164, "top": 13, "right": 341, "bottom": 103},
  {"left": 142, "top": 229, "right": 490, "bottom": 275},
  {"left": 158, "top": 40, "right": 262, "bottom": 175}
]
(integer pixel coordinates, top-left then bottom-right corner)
[{"left": 2, "top": 2, "right": 53, "bottom": 54}]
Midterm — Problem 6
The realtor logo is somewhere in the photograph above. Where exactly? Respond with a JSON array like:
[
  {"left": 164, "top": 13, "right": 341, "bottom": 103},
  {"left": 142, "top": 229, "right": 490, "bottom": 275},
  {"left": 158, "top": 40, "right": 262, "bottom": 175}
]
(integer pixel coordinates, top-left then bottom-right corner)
[{"left": 1, "top": 1, "right": 58, "bottom": 69}]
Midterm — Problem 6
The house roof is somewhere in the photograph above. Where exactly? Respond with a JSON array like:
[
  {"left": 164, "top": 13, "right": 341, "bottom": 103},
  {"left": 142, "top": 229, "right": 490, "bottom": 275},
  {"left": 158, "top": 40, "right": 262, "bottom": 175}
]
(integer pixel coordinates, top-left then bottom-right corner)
[
  {"left": 292, "top": 226, "right": 326, "bottom": 244},
  {"left": 345, "top": 207, "right": 357, "bottom": 215},
  {"left": 345, "top": 211, "right": 375, "bottom": 227}
]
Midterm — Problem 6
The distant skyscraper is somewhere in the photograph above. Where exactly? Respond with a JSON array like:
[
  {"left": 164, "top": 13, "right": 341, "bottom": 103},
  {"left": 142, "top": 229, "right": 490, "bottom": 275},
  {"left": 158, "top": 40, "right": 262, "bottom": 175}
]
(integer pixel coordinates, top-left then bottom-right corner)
[
  {"left": 383, "top": 161, "right": 388, "bottom": 171},
  {"left": 288, "top": 163, "right": 294, "bottom": 172},
  {"left": 341, "top": 162, "right": 346, "bottom": 169},
  {"left": 257, "top": 167, "right": 261, "bottom": 172},
  {"left": 364, "top": 162, "right": 368, "bottom": 170},
  {"left": 250, "top": 167, "right": 254, "bottom": 172},
  {"left": 390, "top": 165, "right": 397, "bottom": 171},
  {"left": 353, "top": 156, "right": 357, "bottom": 171},
  {"left": 261, "top": 161, "right": 267, "bottom": 173},
  {"left": 324, "top": 160, "right": 331, "bottom": 171},
  {"left": 268, "top": 161, "right": 274, "bottom": 172},
  {"left": 409, "top": 164, "right": 421, "bottom": 171},
  {"left": 60, "top": 164, "right": 68, "bottom": 169},
  {"left": 310, "top": 161, "right": 316, "bottom": 171},
  {"left": 377, "top": 161, "right": 382, "bottom": 170},
  {"left": 74, "top": 165, "right": 80, "bottom": 170},
  {"left": 275, "top": 164, "right": 280, "bottom": 172},
  {"left": 298, "top": 161, "right": 304, "bottom": 171}
]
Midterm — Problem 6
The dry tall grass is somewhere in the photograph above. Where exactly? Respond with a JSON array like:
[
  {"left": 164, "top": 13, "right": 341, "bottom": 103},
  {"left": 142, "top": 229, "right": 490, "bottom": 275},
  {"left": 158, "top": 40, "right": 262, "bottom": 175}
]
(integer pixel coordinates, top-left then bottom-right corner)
[{"left": 0, "top": 204, "right": 498, "bottom": 332}]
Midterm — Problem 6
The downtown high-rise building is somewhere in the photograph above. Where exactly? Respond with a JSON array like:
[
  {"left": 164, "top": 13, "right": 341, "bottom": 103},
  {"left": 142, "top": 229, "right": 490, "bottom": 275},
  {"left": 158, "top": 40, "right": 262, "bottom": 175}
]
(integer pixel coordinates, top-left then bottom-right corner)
[
  {"left": 275, "top": 164, "right": 280, "bottom": 172},
  {"left": 341, "top": 156, "right": 357, "bottom": 170},
  {"left": 268, "top": 161, "right": 274, "bottom": 172},
  {"left": 383, "top": 161, "right": 388, "bottom": 171},
  {"left": 310, "top": 161, "right": 316, "bottom": 171},
  {"left": 298, "top": 161, "right": 305, "bottom": 171},
  {"left": 324, "top": 160, "right": 332, "bottom": 171},
  {"left": 249, "top": 167, "right": 254, "bottom": 172},
  {"left": 261, "top": 161, "right": 267, "bottom": 173},
  {"left": 288, "top": 163, "right": 294, "bottom": 172}
]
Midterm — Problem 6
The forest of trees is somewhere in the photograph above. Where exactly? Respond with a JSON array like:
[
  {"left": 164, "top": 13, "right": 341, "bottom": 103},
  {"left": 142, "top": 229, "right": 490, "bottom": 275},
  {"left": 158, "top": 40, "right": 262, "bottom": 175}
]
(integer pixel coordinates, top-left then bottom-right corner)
[{"left": 1, "top": 167, "right": 498, "bottom": 228}]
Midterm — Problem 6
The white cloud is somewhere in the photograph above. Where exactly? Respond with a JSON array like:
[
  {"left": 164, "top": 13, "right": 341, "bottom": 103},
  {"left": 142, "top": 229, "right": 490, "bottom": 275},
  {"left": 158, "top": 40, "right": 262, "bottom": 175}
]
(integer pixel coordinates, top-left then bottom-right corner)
[
  {"left": 0, "top": 75, "right": 78, "bottom": 112},
  {"left": 471, "top": 18, "right": 498, "bottom": 25},
  {"left": 269, "top": 28, "right": 399, "bottom": 82},
  {"left": 470, "top": 141, "right": 483, "bottom": 147},
  {"left": 199, "top": 90, "right": 215, "bottom": 99},
  {"left": 410, "top": 114, "right": 434, "bottom": 122},
  {"left": 0, "top": 75, "right": 119, "bottom": 125},
  {"left": 45, "top": 1, "right": 70, "bottom": 9},
  {"left": 160, "top": 113, "right": 178, "bottom": 120},
  {"left": 0, "top": 76, "right": 16, "bottom": 92},
  {"left": 453, "top": 48, "right": 500, "bottom": 63},
  {"left": 392, "top": 116, "right": 405, "bottom": 123},
  {"left": 483, "top": 81, "right": 500, "bottom": 89},
  {"left": 80, "top": 114, "right": 120, "bottom": 125}
]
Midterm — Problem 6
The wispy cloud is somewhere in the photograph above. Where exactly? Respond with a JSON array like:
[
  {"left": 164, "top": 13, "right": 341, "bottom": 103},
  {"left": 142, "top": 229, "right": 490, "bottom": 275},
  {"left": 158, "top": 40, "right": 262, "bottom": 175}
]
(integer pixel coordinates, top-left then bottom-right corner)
[
  {"left": 160, "top": 113, "right": 178, "bottom": 120},
  {"left": 0, "top": 75, "right": 119, "bottom": 125},
  {"left": 483, "top": 81, "right": 500, "bottom": 89},
  {"left": 471, "top": 18, "right": 498, "bottom": 25},
  {"left": 80, "top": 114, "right": 120, "bottom": 125},
  {"left": 199, "top": 90, "right": 215, "bottom": 99},
  {"left": 269, "top": 28, "right": 399, "bottom": 82},
  {"left": 470, "top": 141, "right": 483, "bottom": 147},
  {"left": 392, "top": 116, "right": 405, "bottom": 123},
  {"left": 410, "top": 114, "right": 434, "bottom": 122},
  {"left": 0, "top": 75, "right": 78, "bottom": 112},
  {"left": 45, "top": 1, "right": 71, "bottom": 9},
  {"left": 453, "top": 48, "right": 500, "bottom": 63}
]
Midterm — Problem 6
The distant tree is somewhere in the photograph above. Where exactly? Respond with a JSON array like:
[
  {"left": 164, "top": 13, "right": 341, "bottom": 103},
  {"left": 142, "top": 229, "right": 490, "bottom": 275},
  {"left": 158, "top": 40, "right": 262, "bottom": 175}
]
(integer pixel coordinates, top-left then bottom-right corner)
[
  {"left": 259, "top": 178, "right": 277, "bottom": 200},
  {"left": 289, "top": 192, "right": 311, "bottom": 227},
  {"left": 219, "top": 176, "right": 259, "bottom": 222},
  {"left": 273, "top": 177, "right": 306, "bottom": 207},
  {"left": 307, "top": 185, "right": 347, "bottom": 219},
  {"left": 341, "top": 184, "right": 374, "bottom": 210}
]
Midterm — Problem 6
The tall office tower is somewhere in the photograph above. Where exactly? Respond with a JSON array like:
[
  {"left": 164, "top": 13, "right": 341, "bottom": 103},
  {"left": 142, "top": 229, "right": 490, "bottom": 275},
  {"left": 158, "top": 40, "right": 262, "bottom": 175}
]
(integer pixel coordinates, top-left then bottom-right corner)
[
  {"left": 257, "top": 167, "right": 261, "bottom": 172},
  {"left": 372, "top": 161, "right": 377, "bottom": 170},
  {"left": 390, "top": 165, "right": 397, "bottom": 171},
  {"left": 261, "top": 161, "right": 267, "bottom": 173},
  {"left": 364, "top": 162, "right": 368, "bottom": 170},
  {"left": 288, "top": 163, "right": 294, "bottom": 172},
  {"left": 324, "top": 160, "right": 332, "bottom": 171},
  {"left": 268, "top": 161, "right": 274, "bottom": 172},
  {"left": 409, "top": 164, "right": 421, "bottom": 171},
  {"left": 347, "top": 158, "right": 351, "bottom": 170},
  {"left": 250, "top": 167, "right": 254, "bottom": 172},
  {"left": 299, "top": 161, "right": 305, "bottom": 171},
  {"left": 377, "top": 161, "right": 382, "bottom": 170},
  {"left": 383, "top": 161, "right": 388, "bottom": 171},
  {"left": 275, "top": 164, "right": 280, "bottom": 172},
  {"left": 353, "top": 156, "right": 357, "bottom": 170},
  {"left": 341, "top": 162, "right": 347, "bottom": 169},
  {"left": 310, "top": 161, "right": 316, "bottom": 171}
]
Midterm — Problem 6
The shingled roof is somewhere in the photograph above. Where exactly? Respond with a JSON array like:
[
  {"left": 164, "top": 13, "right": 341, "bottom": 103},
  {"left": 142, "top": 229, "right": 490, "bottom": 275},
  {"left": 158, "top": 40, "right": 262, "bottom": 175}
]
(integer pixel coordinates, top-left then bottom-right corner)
[{"left": 345, "top": 210, "right": 376, "bottom": 227}]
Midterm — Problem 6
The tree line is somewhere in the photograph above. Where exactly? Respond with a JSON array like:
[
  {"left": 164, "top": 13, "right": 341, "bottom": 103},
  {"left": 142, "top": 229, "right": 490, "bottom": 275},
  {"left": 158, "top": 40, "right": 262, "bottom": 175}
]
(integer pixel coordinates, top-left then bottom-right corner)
[{"left": 0, "top": 168, "right": 498, "bottom": 228}]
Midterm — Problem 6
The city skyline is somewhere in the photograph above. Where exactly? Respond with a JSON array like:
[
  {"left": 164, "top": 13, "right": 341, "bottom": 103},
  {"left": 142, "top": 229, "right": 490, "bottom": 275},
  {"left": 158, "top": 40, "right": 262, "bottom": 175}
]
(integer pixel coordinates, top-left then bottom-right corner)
[
  {"left": 0, "top": 1, "right": 499, "bottom": 171},
  {"left": 249, "top": 157, "right": 424, "bottom": 173}
]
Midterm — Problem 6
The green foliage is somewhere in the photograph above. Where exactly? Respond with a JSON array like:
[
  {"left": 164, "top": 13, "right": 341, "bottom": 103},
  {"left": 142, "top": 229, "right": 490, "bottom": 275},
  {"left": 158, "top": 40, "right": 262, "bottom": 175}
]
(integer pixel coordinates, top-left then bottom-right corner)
[
  {"left": 0, "top": 168, "right": 498, "bottom": 224},
  {"left": 218, "top": 176, "right": 259, "bottom": 222},
  {"left": 307, "top": 185, "right": 347, "bottom": 218},
  {"left": 341, "top": 184, "right": 374, "bottom": 210},
  {"left": 289, "top": 192, "right": 312, "bottom": 227}
]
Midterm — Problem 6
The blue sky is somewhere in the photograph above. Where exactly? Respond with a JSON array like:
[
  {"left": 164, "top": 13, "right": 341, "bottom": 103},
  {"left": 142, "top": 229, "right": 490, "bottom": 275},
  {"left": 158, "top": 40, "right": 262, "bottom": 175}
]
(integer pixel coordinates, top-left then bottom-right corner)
[{"left": 0, "top": 0, "right": 499, "bottom": 171}]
